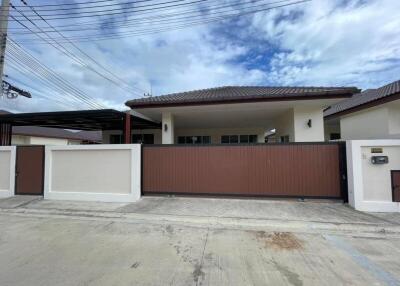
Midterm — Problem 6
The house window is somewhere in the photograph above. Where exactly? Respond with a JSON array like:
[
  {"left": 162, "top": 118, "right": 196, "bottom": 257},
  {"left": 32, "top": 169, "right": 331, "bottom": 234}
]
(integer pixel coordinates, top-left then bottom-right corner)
[
  {"left": 110, "top": 134, "right": 123, "bottom": 144},
  {"left": 221, "top": 135, "right": 258, "bottom": 144},
  {"left": 330, "top": 133, "right": 341, "bottom": 140},
  {"left": 280, "top": 135, "right": 290, "bottom": 143},
  {"left": 132, "top": 134, "right": 154, "bottom": 144},
  {"left": 177, "top": 136, "right": 211, "bottom": 144}
]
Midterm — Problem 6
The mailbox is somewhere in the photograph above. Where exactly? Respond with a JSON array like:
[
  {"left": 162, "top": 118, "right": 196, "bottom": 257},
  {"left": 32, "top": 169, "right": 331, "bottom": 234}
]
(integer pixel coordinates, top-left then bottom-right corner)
[{"left": 371, "top": 156, "right": 389, "bottom": 164}]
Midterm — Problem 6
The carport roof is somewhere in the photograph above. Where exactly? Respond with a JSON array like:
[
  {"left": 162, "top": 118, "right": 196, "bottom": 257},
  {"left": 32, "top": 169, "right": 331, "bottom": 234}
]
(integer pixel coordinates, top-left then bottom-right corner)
[
  {"left": 0, "top": 109, "right": 161, "bottom": 131},
  {"left": 126, "top": 86, "right": 360, "bottom": 108}
]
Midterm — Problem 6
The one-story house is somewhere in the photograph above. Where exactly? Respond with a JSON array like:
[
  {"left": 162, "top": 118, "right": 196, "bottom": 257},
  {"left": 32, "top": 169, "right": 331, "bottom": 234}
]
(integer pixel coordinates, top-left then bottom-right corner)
[
  {"left": 324, "top": 79, "right": 400, "bottom": 140},
  {"left": 102, "top": 86, "right": 359, "bottom": 144}
]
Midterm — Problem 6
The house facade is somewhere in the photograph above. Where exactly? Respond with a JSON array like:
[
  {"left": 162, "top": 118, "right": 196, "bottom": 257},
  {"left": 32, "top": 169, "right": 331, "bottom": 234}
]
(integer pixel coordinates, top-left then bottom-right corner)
[
  {"left": 324, "top": 80, "right": 400, "bottom": 140},
  {"left": 102, "top": 86, "right": 359, "bottom": 144}
]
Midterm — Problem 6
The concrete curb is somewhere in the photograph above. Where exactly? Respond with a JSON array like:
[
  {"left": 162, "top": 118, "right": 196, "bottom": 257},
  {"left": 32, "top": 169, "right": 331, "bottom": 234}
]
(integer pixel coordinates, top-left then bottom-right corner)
[{"left": 1, "top": 207, "right": 400, "bottom": 237}]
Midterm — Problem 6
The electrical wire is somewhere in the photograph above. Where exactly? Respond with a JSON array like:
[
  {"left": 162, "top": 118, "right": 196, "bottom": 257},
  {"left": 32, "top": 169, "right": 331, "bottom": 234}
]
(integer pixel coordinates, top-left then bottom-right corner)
[
  {"left": 7, "top": 38, "right": 106, "bottom": 109},
  {"left": 20, "top": 1, "right": 148, "bottom": 95},
  {"left": 10, "top": 4, "right": 147, "bottom": 96},
  {"left": 12, "top": 0, "right": 310, "bottom": 44}
]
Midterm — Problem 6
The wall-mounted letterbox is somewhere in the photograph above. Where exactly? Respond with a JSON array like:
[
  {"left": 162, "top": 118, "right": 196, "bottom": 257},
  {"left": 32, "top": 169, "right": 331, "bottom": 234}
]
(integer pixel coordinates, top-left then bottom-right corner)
[{"left": 371, "top": 156, "right": 389, "bottom": 164}]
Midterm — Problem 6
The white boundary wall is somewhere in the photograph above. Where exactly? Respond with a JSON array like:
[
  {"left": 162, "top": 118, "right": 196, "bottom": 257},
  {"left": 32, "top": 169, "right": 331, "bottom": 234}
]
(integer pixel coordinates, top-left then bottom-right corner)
[
  {"left": 44, "top": 145, "right": 141, "bottom": 203},
  {"left": 347, "top": 140, "right": 400, "bottom": 212},
  {"left": 0, "top": 146, "right": 16, "bottom": 198}
]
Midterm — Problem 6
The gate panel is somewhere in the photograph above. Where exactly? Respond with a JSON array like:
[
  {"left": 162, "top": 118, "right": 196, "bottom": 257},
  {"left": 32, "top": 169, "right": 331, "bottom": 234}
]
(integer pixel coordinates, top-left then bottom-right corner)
[
  {"left": 15, "top": 146, "right": 44, "bottom": 195},
  {"left": 143, "top": 144, "right": 343, "bottom": 198},
  {"left": 392, "top": 171, "right": 400, "bottom": 202}
]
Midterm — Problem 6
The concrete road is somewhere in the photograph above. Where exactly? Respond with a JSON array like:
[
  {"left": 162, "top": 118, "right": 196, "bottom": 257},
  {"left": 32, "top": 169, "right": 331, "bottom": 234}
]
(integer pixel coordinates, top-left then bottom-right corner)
[{"left": 1, "top": 198, "right": 400, "bottom": 285}]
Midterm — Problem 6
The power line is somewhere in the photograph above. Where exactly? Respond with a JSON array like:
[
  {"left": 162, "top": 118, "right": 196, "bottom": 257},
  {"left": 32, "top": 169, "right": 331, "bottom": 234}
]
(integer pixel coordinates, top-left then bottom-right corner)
[
  {"left": 12, "top": 0, "right": 310, "bottom": 44},
  {"left": 7, "top": 37, "right": 106, "bottom": 109},
  {"left": 10, "top": 3, "right": 148, "bottom": 96},
  {"left": 9, "top": 0, "right": 291, "bottom": 33},
  {"left": 14, "top": 0, "right": 192, "bottom": 14},
  {"left": 20, "top": 0, "right": 148, "bottom": 95},
  {"left": 10, "top": 0, "right": 156, "bottom": 8},
  {"left": 8, "top": 0, "right": 208, "bottom": 21}
]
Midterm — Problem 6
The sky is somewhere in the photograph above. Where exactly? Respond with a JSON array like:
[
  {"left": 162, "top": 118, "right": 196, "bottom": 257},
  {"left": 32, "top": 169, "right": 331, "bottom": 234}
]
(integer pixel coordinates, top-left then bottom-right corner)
[{"left": 1, "top": 0, "right": 399, "bottom": 113}]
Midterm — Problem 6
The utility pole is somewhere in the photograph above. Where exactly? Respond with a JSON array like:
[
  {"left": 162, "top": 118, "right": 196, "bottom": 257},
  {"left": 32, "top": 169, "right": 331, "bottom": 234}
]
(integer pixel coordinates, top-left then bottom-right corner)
[{"left": 0, "top": 0, "right": 10, "bottom": 96}]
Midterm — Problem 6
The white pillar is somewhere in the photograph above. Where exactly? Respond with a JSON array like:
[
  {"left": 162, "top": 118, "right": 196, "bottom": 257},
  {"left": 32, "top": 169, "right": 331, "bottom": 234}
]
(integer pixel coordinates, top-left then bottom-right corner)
[
  {"left": 293, "top": 106, "right": 324, "bottom": 142},
  {"left": 162, "top": 112, "right": 174, "bottom": 144}
]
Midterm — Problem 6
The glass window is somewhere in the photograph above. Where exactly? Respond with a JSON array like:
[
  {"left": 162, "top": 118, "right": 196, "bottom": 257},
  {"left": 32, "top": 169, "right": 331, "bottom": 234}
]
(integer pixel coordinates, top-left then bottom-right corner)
[
  {"left": 132, "top": 134, "right": 142, "bottom": 143},
  {"left": 240, "top": 135, "right": 249, "bottom": 143},
  {"left": 110, "top": 134, "right": 122, "bottom": 144},
  {"left": 202, "top": 136, "right": 211, "bottom": 144},
  {"left": 229, "top": 135, "right": 238, "bottom": 143},
  {"left": 143, "top": 134, "right": 154, "bottom": 144},
  {"left": 280, "top": 135, "right": 290, "bottom": 143},
  {"left": 330, "top": 133, "right": 341, "bottom": 140},
  {"left": 249, "top": 135, "right": 258, "bottom": 143},
  {"left": 221, "top": 135, "right": 230, "bottom": 144},
  {"left": 131, "top": 134, "right": 154, "bottom": 144},
  {"left": 178, "top": 135, "right": 211, "bottom": 144}
]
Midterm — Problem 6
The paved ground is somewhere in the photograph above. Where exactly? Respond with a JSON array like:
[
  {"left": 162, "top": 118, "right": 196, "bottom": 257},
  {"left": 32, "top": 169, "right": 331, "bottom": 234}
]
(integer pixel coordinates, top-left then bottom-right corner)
[{"left": 0, "top": 196, "right": 400, "bottom": 286}]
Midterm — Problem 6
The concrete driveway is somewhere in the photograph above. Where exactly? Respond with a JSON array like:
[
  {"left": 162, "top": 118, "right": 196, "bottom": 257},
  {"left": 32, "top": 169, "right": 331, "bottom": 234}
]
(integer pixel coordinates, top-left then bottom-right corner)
[{"left": 0, "top": 196, "right": 400, "bottom": 286}]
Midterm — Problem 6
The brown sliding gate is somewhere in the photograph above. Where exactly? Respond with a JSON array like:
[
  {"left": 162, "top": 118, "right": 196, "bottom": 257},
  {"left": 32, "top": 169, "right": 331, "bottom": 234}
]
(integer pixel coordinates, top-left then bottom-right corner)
[{"left": 143, "top": 143, "right": 347, "bottom": 199}]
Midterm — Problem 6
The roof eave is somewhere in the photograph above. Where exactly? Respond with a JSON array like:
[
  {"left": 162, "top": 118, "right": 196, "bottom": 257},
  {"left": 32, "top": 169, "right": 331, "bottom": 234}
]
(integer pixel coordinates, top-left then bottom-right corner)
[
  {"left": 126, "top": 91, "right": 357, "bottom": 109},
  {"left": 324, "top": 92, "right": 400, "bottom": 120}
]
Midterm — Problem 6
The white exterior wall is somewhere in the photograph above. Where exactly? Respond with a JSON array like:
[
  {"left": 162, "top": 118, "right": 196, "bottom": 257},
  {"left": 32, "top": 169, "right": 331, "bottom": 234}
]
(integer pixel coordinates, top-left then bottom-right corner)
[
  {"left": 44, "top": 145, "right": 141, "bottom": 203},
  {"left": 11, "top": 135, "right": 82, "bottom": 146},
  {"left": 11, "top": 135, "right": 29, "bottom": 145},
  {"left": 293, "top": 106, "right": 324, "bottom": 142},
  {"left": 0, "top": 147, "right": 16, "bottom": 198},
  {"left": 29, "top": 136, "right": 70, "bottom": 145},
  {"left": 162, "top": 112, "right": 174, "bottom": 144},
  {"left": 275, "top": 107, "right": 324, "bottom": 142},
  {"left": 346, "top": 140, "right": 400, "bottom": 212},
  {"left": 340, "top": 101, "right": 400, "bottom": 140},
  {"left": 175, "top": 127, "right": 265, "bottom": 144}
]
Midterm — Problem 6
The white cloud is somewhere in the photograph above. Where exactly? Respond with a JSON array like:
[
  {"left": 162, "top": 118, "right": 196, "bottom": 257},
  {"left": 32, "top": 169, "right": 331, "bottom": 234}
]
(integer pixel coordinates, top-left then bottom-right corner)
[
  {"left": 1, "top": 0, "right": 399, "bottom": 113},
  {"left": 249, "top": 0, "right": 400, "bottom": 87}
]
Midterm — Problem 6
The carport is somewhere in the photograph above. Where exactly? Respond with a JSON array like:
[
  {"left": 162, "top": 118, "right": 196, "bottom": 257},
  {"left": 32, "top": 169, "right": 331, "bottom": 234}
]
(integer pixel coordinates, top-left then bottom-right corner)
[{"left": 0, "top": 109, "right": 161, "bottom": 146}]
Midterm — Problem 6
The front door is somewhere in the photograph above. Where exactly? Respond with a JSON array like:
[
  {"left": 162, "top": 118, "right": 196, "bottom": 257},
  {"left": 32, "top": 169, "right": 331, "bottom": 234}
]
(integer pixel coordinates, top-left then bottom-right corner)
[
  {"left": 15, "top": 146, "right": 44, "bottom": 195},
  {"left": 392, "top": 171, "right": 400, "bottom": 202}
]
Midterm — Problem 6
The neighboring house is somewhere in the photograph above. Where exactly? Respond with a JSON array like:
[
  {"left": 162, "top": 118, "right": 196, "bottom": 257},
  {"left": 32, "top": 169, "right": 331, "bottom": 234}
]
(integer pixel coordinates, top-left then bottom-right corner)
[
  {"left": 0, "top": 110, "right": 102, "bottom": 145},
  {"left": 105, "top": 86, "right": 359, "bottom": 144},
  {"left": 324, "top": 80, "right": 400, "bottom": 140}
]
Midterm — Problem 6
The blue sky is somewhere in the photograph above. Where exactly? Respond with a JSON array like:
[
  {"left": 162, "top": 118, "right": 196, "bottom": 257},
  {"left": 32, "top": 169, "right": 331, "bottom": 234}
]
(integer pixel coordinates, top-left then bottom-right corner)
[{"left": 2, "top": 0, "right": 400, "bottom": 112}]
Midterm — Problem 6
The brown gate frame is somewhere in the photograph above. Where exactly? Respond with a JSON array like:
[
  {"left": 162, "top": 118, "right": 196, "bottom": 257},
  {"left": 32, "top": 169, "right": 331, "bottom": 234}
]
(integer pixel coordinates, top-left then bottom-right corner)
[
  {"left": 391, "top": 170, "right": 400, "bottom": 202},
  {"left": 14, "top": 145, "right": 45, "bottom": 195},
  {"left": 141, "top": 142, "right": 349, "bottom": 200}
]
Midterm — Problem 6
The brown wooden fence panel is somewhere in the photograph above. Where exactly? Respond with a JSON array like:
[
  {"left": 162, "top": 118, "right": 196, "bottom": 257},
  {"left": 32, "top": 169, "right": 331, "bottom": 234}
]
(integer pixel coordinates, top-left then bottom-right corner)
[{"left": 143, "top": 144, "right": 343, "bottom": 198}]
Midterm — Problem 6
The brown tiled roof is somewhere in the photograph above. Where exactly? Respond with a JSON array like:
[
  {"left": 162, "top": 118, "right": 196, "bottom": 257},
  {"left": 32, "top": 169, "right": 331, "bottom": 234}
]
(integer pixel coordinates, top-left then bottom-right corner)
[
  {"left": 324, "top": 80, "right": 400, "bottom": 118},
  {"left": 126, "top": 86, "right": 360, "bottom": 108}
]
